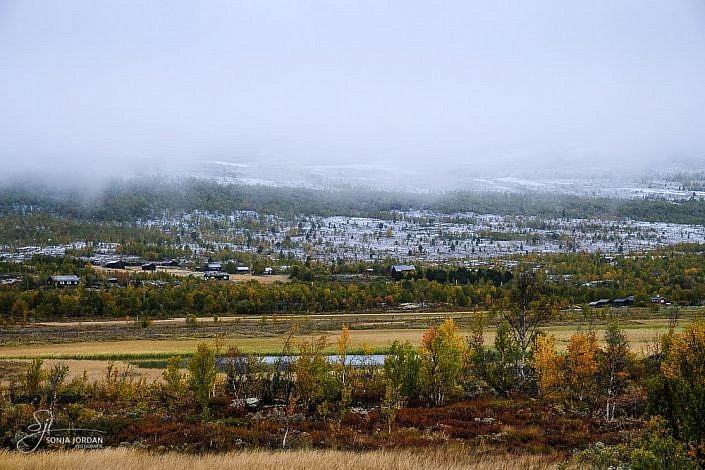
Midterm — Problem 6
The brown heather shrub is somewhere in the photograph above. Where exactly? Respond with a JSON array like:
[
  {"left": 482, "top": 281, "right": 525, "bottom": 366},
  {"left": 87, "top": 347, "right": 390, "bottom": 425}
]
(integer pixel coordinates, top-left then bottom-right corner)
[
  {"left": 0, "top": 448, "right": 563, "bottom": 470},
  {"left": 391, "top": 398, "right": 634, "bottom": 452}
]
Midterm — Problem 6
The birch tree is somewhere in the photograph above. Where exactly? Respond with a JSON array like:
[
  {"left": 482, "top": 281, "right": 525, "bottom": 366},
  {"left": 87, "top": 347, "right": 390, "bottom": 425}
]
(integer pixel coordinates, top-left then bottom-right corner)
[
  {"left": 601, "top": 322, "right": 630, "bottom": 421},
  {"left": 503, "top": 270, "right": 552, "bottom": 384},
  {"left": 419, "top": 319, "right": 468, "bottom": 406}
]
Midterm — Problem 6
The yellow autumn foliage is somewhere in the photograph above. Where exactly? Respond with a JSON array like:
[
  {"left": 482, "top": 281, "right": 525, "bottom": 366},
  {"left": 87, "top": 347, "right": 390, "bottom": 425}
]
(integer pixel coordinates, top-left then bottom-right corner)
[
  {"left": 533, "top": 334, "right": 560, "bottom": 400},
  {"left": 565, "top": 332, "right": 599, "bottom": 403},
  {"left": 661, "top": 320, "right": 705, "bottom": 380}
]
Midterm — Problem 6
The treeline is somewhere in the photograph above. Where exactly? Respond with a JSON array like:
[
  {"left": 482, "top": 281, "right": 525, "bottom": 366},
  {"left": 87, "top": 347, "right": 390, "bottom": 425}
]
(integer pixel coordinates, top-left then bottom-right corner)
[
  {"left": 512, "top": 246, "right": 705, "bottom": 306},
  {"left": 0, "top": 212, "right": 183, "bottom": 254},
  {"left": 291, "top": 263, "right": 512, "bottom": 286},
  {"left": 3, "top": 177, "right": 705, "bottom": 224},
  {"left": 419, "top": 266, "right": 512, "bottom": 285},
  {"left": 0, "top": 277, "right": 502, "bottom": 322},
  {"left": 3, "top": 247, "right": 705, "bottom": 323}
]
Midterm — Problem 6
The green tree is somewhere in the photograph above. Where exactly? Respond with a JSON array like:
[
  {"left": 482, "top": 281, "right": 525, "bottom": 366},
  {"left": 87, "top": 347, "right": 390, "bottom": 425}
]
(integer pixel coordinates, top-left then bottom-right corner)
[
  {"left": 419, "top": 319, "right": 467, "bottom": 406},
  {"left": 294, "top": 336, "right": 337, "bottom": 414},
  {"left": 11, "top": 298, "right": 29, "bottom": 325},
  {"left": 648, "top": 321, "right": 705, "bottom": 463},
  {"left": 381, "top": 380, "right": 403, "bottom": 434},
  {"left": 601, "top": 322, "right": 631, "bottom": 421},
  {"left": 334, "top": 326, "right": 354, "bottom": 415},
  {"left": 44, "top": 363, "right": 69, "bottom": 409},
  {"left": 23, "top": 358, "right": 45, "bottom": 401},
  {"left": 188, "top": 343, "right": 217, "bottom": 418},
  {"left": 163, "top": 355, "right": 185, "bottom": 396},
  {"left": 630, "top": 417, "right": 698, "bottom": 470},
  {"left": 382, "top": 340, "right": 421, "bottom": 431},
  {"left": 383, "top": 340, "right": 421, "bottom": 402},
  {"left": 485, "top": 321, "right": 521, "bottom": 395},
  {"left": 503, "top": 270, "right": 552, "bottom": 384}
]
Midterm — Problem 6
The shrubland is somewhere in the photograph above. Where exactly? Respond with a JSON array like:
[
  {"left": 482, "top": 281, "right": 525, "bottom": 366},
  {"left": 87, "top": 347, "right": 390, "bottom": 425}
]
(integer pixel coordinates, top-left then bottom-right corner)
[{"left": 2, "top": 305, "right": 705, "bottom": 467}]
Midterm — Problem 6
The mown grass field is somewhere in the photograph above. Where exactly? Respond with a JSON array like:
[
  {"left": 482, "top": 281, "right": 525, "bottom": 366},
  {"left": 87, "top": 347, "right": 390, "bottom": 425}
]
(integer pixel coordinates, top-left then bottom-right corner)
[
  {"left": 0, "top": 448, "right": 563, "bottom": 470},
  {"left": 92, "top": 265, "right": 291, "bottom": 284}
]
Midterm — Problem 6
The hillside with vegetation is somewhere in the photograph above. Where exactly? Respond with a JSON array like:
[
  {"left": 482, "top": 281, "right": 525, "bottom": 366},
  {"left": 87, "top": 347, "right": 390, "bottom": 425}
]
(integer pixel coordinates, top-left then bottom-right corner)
[
  {"left": 2, "top": 177, "right": 705, "bottom": 468},
  {"left": 3, "top": 177, "right": 705, "bottom": 223}
]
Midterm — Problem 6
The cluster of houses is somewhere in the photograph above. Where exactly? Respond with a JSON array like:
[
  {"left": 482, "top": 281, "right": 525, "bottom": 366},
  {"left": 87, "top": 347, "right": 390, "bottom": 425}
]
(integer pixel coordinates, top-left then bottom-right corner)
[
  {"left": 587, "top": 295, "right": 670, "bottom": 308},
  {"left": 588, "top": 296, "right": 635, "bottom": 308},
  {"left": 202, "top": 262, "right": 276, "bottom": 280},
  {"left": 47, "top": 274, "right": 172, "bottom": 289},
  {"left": 47, "top": 274, "right": 124, "bottom": 288},
  {"left": 204, "top": 263, "right": 230, "bottom": 281},
  {"left": 203, "top": 262, "right": 257, "bottom": 280},
  {"left": 44, "top": 259, "right": 279, "bottom": 287},
  {"left": 97, "top": 259, "right": 181, "bottom": 270},
  {"left": 88, "top": 259, "right": 181, "bottom": 270},
  {"left": 45, "top": 259, "right": 182, "bottom": 288}
]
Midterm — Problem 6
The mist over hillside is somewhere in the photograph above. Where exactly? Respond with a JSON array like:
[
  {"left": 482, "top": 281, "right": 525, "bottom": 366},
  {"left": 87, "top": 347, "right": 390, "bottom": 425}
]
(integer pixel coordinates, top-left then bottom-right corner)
[
  {"left": 188, "top": 157, "right": 705, "bottom": 198},
  {"left": 4, "top": 155, "right": 705, "bottom": 201},
  {"left": 2, "top": 2, "right": 705, "bottom": 194},
  {"left": 3, "top": 171, "right": 705, "bottom": 228}
]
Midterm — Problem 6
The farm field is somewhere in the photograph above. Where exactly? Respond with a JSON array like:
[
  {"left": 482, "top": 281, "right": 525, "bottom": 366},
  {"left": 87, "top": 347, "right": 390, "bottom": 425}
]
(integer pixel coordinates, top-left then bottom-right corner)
[
  {"left": 92, "top": 265, "right": 291, "bottom": 284},
  {"left": 0, "top": 319, "right": 686, "bottom": 359}
]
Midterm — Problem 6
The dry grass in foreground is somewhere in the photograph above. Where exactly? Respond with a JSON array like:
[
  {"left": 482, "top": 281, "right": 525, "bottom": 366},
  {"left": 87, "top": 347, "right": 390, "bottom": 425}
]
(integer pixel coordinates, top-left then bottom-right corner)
[
  {"left": 0, "top": 448, "right": 563, "bottom": 470},
  {"left": 0, "top": 359, "right": 165, "bottom": 387}
]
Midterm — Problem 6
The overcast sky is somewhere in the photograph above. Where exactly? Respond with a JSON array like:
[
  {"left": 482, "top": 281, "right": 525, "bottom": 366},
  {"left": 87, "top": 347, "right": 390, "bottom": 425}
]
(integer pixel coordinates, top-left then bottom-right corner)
[{"left": 1, "top": 1, "right": 705, "bottom": 177}]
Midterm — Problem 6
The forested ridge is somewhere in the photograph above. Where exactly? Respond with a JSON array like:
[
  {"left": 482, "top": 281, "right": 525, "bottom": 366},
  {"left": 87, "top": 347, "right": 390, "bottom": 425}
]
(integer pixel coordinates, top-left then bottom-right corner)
[{"left": 2, "top": 177, "right": 705, "bottom": 224}]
